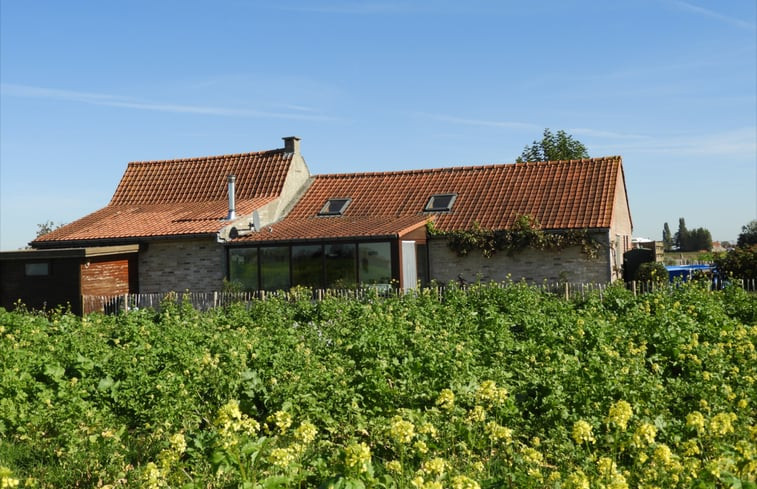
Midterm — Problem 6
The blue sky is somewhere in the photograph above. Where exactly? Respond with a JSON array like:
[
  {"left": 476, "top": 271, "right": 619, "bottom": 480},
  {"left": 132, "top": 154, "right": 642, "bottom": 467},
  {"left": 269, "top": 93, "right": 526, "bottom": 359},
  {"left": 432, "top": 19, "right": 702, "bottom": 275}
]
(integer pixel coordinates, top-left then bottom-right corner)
[{"left": 1, "top": 0, "right": 755, "bottom": 250}]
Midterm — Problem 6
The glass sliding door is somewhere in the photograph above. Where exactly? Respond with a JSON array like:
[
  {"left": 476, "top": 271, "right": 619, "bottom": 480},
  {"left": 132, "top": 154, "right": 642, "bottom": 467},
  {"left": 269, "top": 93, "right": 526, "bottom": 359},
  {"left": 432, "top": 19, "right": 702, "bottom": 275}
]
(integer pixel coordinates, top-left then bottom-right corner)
[
  {"left": 358, "top": 242, "right": 392, "bottom": 287},
  {"left": 292, "top": 244, "right": 324, "bottom": 289},
  {"left": 228, "top": 248, "right": 259, "bottom": 291},
  {"left": 260, "top": 246, "right": 290, "bottom": 291},
  {"left": 325, "top": 243, "right": 356, "bottom": 288}
]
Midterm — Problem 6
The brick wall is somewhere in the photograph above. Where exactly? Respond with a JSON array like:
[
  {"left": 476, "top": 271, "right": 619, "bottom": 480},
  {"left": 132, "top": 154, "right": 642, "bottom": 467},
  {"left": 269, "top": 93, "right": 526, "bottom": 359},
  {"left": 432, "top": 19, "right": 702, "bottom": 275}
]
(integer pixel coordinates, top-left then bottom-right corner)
[
  {"left": 428, "top": 232, "right": 612, "bottom": 285},
  {"left": 139, "top": 239, "right": 225, "bottom": 293}
]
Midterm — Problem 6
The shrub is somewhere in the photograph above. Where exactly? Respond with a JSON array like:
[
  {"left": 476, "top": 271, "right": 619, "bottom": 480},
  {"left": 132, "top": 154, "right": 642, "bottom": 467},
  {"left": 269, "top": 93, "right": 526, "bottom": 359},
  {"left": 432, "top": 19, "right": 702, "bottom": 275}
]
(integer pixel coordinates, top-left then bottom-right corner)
[
  {"left": 714, "top": 246, "right": 757, "bottom": 279},
  {"left": 634, "top": 261, "right": 668, "bottom": 283}
]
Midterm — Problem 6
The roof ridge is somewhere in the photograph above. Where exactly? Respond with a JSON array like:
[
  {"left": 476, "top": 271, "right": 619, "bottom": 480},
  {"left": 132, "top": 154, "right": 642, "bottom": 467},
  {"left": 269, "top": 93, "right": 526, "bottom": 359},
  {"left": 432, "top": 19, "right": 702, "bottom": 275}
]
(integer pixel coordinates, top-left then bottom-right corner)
[
  {"left": 314, "top": 155, "right": 621, "bottom": 179},
  {"left": 127, "top": 148, "right": 287, "bottom": 166}
]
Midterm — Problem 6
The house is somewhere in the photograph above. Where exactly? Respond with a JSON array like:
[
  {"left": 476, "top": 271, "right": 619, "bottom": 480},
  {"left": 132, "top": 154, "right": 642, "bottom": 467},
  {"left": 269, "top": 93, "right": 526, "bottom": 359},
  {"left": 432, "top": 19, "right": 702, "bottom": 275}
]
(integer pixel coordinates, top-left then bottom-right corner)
[
  {"left": 1, "top": 136, "right": 632, "bottom": 311},
  {"left": 226, "top": 155, "right": 632, "bottom": 290}
]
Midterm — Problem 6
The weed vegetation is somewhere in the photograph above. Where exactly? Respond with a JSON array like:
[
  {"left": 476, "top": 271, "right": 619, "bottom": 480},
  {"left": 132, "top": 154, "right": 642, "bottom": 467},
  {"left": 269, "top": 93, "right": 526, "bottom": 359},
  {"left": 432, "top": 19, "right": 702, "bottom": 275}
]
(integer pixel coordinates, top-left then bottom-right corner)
[{"left": 1, "top": 282, "right": 755, "bottom": 488}]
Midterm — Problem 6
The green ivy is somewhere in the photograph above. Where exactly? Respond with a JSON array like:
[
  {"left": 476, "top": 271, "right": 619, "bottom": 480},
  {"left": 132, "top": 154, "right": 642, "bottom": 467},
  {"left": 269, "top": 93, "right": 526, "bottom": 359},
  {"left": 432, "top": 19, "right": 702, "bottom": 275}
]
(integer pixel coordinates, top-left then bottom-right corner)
[{"left": 428, "top": 215, "right": 601, "bottom": 259}]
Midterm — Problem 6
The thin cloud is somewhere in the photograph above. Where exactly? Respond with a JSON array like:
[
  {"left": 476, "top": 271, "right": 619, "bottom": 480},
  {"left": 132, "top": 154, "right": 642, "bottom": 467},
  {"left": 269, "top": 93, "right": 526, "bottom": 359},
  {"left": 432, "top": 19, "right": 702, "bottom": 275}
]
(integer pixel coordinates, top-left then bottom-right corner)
[
  {"left": 670, "top": 1, "right": 756, "bottom": 30},
  {"left": 569, "top": 128, "right": 649, "bottom": 140},
  {"left": 1, "top": 83, "right": 337, "bottom": 122},
  {"left": 419, "top": 112, "right": 539, "bottom": 131},
  {"left": 593, "top": 127, "right": 757, "bottom": 157}
]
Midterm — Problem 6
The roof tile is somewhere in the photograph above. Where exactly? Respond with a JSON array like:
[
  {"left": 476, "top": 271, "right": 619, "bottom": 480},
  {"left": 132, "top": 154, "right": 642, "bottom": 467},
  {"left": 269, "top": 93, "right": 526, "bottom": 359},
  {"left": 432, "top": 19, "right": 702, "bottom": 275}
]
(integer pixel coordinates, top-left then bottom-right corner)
[
  {"left": 34, "top": 149, "right": 291, "bottom": 245},
  {"left": 235, "top": 156, "right": 624, "bottom": 243}
]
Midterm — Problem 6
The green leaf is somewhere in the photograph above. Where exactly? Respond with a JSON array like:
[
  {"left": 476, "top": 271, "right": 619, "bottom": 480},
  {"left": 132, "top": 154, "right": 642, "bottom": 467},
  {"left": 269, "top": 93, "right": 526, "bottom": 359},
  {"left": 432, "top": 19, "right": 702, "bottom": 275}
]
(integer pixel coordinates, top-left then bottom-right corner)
[
  {"left": 97, "top": 375, "right": 114, "bottom": 391},
  {"left": 260, "top": 475, "right": 290, "bottom": 489},
  {"left": 44, "top": 363, "right": 65, "bottom": 380}
]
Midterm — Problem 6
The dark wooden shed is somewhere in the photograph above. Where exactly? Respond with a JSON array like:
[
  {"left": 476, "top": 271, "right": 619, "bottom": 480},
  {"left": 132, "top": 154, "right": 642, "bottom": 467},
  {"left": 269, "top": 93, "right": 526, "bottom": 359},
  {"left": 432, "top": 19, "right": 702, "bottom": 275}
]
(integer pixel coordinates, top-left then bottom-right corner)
[{"left": 0, "top": 245, "right": 139, "bottom": 315}]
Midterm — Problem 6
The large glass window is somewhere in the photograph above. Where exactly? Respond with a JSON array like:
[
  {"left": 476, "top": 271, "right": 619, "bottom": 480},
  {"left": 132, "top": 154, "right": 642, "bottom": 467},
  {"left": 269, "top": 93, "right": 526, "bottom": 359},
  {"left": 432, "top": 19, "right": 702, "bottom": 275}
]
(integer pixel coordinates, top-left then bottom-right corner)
[
  {"left": 228, "top": 248, "right": 258, "bottom": 291},
  {"left": 358, "top": 242, "right": 392, "bottom": 286},
  {"left": 292, "top": 244, "right": 324, "bottom": 289},
  {"left": 325, "top": 243, "right": 356, "bottom": 288},
  {"left": 260, "top": 246, "right": 290, "bottom": 291}
]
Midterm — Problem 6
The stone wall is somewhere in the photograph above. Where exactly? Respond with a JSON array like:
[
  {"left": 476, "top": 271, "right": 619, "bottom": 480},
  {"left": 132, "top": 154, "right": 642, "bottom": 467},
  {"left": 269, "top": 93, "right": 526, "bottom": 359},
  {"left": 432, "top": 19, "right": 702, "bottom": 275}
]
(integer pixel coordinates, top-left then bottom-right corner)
[
  {"left": 428, "top": 232, "right": 612, "bottom": 285},
  {"left": 139, "top": 238, "right": 225, "bottom": 293}
]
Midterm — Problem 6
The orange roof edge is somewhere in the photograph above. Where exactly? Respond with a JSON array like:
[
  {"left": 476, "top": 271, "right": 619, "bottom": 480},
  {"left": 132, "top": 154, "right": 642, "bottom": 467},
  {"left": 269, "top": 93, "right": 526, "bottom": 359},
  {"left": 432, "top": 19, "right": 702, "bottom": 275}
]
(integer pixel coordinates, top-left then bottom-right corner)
[{"left": 397, "top": 216, "right": 435, "bottom": 238}]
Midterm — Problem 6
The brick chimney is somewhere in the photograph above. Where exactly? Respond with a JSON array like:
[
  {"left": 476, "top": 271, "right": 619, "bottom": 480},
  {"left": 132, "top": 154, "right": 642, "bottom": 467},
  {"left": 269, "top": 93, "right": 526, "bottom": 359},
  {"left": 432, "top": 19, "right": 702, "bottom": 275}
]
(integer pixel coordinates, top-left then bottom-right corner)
[{"left": 283, "top": 136, "right": 301, "bottom": 155}]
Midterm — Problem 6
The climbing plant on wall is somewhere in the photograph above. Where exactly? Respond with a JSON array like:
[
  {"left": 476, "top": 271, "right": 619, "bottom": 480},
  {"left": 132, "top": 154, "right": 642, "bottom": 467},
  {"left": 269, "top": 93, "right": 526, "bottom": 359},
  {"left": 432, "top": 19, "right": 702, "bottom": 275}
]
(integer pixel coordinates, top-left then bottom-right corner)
[{"left": 428, "top": 215, "right": 601, "bottom": 259}]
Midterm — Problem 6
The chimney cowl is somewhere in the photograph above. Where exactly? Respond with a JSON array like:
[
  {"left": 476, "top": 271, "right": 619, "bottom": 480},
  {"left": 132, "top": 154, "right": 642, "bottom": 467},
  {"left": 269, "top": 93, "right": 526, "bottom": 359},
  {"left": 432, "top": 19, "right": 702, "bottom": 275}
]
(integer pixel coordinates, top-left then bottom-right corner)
[{"left": 283, "top": 136, "right": 301, "bottom": 155}]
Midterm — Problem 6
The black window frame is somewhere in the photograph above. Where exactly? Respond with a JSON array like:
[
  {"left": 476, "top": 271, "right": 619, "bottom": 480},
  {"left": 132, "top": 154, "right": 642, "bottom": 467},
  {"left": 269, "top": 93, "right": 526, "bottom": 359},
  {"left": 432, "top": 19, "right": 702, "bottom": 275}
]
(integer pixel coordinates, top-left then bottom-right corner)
[
  {"left": 318, "top": 198, "right": 352, "bottom": 216},
  {"left": 424, "top": 193, "right": 457, "bottom": 212}
]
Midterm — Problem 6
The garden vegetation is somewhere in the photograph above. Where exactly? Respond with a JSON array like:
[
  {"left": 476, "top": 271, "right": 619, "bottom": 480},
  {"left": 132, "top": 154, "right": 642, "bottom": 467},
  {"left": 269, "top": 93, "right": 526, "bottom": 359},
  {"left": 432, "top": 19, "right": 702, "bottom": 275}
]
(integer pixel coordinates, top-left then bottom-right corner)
[{"left": 1, "top": 282, "right": 755, "bottom": 488}]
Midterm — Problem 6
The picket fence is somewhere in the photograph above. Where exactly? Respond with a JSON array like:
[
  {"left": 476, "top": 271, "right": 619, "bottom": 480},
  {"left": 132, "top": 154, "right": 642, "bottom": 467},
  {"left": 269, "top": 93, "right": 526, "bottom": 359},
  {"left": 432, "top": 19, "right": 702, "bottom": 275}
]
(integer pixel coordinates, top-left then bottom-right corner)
[{"left": 81, "top": 278, "right": 756, "bottom": 315}]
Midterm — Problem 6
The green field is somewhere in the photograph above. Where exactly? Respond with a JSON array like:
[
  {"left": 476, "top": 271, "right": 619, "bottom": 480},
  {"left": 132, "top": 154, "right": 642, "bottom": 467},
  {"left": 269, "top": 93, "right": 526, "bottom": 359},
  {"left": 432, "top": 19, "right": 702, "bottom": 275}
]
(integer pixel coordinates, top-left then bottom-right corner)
[{"left": 1, "top": 282, "right": 755, "bottom": 488}]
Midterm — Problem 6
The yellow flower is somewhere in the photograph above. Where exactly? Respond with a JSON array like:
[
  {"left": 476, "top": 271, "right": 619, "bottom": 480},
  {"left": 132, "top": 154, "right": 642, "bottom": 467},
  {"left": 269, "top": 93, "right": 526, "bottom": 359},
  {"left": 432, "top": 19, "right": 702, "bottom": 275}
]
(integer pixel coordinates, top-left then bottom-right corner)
[
  {"left": 418, "top": 422, "right": 438, "bottom": 439},
  {"left": 467, "top": 405, "right": 486, "bottom": 424},
  {"left": 682, "top": 439, "right": 700, "bottom": 456},
  {"left": 411, "top": 476, "right": 426, "bottom": 489},
  {"left": 140, "top": 462, "right": 162, "bottom": 489},
  {"left": 563, "top": 470, "right": 589, "bottom": 489},
  {"left": 421, "top": 457, "right": 446, "bottom": 477},
  {"left": 269, "top": 410, "right": 293, "bottom": 433},
  {"left": 0, "top": 466, "right": 20, "bottom": 489},
  {"left": 389, "top": 416, "right": 415, "bottom": 444},
  {"left": 607, "top": 400, "right": 633, "bottom": 431},
  {"left": 485, "top": 421, "right": 513, "bottom": 443},
  {"left": 607, "top": 473, "right": 628, "bottom": 489},
  {"left": 631, "top": 422, "right": 656, "bottom": 448},
  {"left": 169, "top": 433, "right": 186, "bottom": 454},
  {"left": 652, "top": 443, "right": 675, "bottom": 468},
  {"left": 450, "top": 475, "right": 481, "bottom": 489},
  {"left": 476, "top": 380, "right": 508, "bottom": 406},
  {"left": 708, "top": 412, "right": 737, "bottom": 437},
  {"left": 269, "top": 447, "right": 295, "bottom": 468},
  {"left": 686, "top": 411, "right": 706, "bottom": 432},
  {"left": 294, "top": 421, "right": 318, "bottom": 444},
  {"left": 414, "top": 440, "right": 429, "bottom": 454},
  {"left": 385, "top": 460, "right": 402, "bottom": 473},
  {"left": 344, "top": 442, "right": 371, "bottom": 473},
  {"left": 436, "top": 389, "right": 455, "bottom": 411},
  {"left": 597, "top": 456, "right": 616, "bottom": 476},
  {"left": 520, "top": 446, "right": 543, "bottom": 465},
  {"left": 572, "top": 420, "right": 595, "bottom": 444}
]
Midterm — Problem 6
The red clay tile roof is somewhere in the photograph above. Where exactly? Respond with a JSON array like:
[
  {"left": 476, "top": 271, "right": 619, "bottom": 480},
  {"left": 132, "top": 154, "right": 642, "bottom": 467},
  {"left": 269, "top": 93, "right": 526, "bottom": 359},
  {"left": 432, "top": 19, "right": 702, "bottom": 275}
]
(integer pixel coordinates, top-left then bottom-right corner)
[
  {"left": 235, "top": 156, "right": 624, "bottom": 243},
  {"left": 33, "top": 150, "right": 293, "bottom": 246}
]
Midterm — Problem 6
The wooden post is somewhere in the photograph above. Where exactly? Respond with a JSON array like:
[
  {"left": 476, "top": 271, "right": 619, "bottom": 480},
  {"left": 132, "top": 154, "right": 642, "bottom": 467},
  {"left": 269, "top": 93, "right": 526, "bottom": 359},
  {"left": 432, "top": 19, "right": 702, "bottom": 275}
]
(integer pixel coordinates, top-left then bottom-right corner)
[{"left": 632, "top": 281, "right": 637, "bottom": 297}]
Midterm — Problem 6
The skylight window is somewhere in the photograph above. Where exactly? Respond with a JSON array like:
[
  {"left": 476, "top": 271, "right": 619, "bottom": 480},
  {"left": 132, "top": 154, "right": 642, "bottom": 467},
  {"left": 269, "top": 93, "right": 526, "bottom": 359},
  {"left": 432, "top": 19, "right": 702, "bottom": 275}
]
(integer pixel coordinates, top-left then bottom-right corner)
[
  {"left": 424, "top": 193, "right": 457, "bottom": 212},
  {"left": 318, "top": 198, "right": 351, "bottom": 216}
]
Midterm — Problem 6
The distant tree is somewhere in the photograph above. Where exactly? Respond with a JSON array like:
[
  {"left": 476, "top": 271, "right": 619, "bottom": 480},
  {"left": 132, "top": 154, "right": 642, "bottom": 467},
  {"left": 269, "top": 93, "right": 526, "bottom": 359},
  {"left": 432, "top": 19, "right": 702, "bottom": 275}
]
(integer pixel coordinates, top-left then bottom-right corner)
[
  {"left": 662, "top": 222, "right": 674, "bottom": 251},
  {"left": 516, "top": 129, "right": 589, "bottom": 163},
  {"left": 674, "top": 218, "right": 689, "bottom": 251},
  {"left": 737, "top": 220, "right": 757, "bottom": 248},
  {"left": 687, "top": 227, "right": 712, "bottom": 251},
  {"left": 672, "top": 217, "right": 712, "bottom": 251},
  {"left": 36, "top": 220, "right": 64, "bottom": 238}
]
